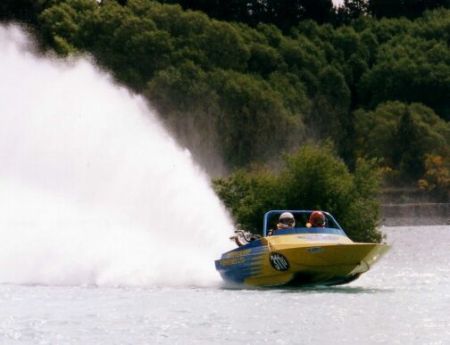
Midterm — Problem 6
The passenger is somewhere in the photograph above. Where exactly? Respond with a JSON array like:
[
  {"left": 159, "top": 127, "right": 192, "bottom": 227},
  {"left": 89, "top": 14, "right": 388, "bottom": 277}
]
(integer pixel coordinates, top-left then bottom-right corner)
[
  {"left": 268, "top": 212, "right": 295, "bottom": 236},
  {"left": 307, "top": 211, "right": 326, "bottom": 228}
]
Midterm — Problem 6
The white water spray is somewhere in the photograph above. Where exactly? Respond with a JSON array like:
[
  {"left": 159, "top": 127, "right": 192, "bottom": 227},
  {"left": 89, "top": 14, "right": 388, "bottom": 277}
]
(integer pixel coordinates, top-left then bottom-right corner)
[{"left": 0, "top": 25, "right": 233, "bottom": 287}]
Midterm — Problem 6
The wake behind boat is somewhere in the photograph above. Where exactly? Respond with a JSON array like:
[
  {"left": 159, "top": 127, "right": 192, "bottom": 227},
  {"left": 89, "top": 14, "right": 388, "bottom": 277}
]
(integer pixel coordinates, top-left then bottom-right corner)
[{"left": 215, "top": 210, "right": 389, "bottom": 287}]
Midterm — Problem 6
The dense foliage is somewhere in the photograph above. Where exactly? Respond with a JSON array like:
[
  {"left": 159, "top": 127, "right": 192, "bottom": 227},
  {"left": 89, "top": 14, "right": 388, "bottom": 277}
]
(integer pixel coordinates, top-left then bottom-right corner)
[
  {"left": 418, "top": 155, "right": 450, "bottom": 201},
  {"left": 151, "top": 1, "right": 450, "bottom": 29},
  {"left": 2, "top": 0, "right": 449, "bottom": 239},
  {"left": 354, "top": 102, "right": 450, "bottom": 181},
  {"left": 158, "top": 0, "right": 335, "bottom": 31},
  {"left": 24, "top": 1, "right": 449, "bottom": 178},
  {"left": 214, "top": 146, "right": 383, "bottom": 242}
]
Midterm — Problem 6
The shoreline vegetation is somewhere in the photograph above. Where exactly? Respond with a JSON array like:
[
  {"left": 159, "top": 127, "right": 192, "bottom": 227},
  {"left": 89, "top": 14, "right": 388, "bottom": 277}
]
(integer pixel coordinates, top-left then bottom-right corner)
[{"left": 1, "top": 0, "right": 449, "bottom": 241}]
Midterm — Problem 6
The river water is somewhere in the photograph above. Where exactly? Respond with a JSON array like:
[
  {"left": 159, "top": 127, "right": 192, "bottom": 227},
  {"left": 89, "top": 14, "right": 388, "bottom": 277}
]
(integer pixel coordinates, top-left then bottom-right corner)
[{"left": 1, "top": 226, "right": 449, "bottom": 345}]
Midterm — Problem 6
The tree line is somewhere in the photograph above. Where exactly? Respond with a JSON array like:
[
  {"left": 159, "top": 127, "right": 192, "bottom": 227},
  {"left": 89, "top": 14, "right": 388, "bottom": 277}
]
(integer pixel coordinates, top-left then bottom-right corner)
[{"left": 3, "top": 1, "right": 450, "bottom": 27}]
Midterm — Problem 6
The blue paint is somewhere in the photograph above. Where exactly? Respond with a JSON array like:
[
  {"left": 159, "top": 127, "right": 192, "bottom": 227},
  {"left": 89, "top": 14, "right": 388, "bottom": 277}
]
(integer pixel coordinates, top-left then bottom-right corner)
[{"left": 215, "top": 246, "right": 267, "bottom": 283}]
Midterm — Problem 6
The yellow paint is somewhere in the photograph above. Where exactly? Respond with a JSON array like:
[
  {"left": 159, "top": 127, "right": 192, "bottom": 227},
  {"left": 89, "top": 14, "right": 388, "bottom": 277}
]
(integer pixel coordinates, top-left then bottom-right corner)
[{"left": 241, "top": 234, "right": 390, "bottom": 287}]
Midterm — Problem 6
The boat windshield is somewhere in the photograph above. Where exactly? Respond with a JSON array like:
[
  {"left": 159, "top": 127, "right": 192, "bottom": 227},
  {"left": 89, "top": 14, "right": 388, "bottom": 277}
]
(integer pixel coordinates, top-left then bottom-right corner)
[
  {"left": 269, "top": 227, "right": 347, "bottom": 236},
  {"left": 263, "top": 210, "right": 346, "bottom": 236}
]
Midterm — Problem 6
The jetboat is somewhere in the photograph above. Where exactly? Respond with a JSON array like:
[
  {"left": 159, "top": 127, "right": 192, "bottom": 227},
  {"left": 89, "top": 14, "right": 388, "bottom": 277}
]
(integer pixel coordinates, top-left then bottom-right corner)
[{"left": 215, "top": 210, "right": 389, "bottom": 287}]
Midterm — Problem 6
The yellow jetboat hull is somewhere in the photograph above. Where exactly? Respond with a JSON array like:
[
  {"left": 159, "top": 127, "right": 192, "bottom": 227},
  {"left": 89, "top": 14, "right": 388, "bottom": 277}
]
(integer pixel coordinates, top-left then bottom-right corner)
[{"left": 216, "top": 233, "right": 389, "bottom": 287}]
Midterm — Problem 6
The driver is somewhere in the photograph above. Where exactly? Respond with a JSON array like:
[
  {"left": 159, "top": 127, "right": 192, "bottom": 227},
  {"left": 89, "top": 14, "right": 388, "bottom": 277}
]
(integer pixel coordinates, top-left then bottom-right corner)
[
  {"left": 308, "top": 211, "right": 326, "bottom": 227},
  {"left": 268, "top": 212, "right": 295, "bottom": 236}
]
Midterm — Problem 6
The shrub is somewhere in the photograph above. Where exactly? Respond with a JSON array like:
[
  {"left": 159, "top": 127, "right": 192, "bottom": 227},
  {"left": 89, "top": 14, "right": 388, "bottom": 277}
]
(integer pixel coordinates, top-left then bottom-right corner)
[
  {"left": 214, "top": 145, "right": 383, "bottom": 242},
  {"left": 418, "top": 154, "right": 450, "bottom": 202}
]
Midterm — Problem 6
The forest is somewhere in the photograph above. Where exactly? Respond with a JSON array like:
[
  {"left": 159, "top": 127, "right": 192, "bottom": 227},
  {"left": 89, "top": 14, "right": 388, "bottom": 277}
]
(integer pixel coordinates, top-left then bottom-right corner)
[{"left": 1, "top": 0, "right": 449, "bottom": 240}]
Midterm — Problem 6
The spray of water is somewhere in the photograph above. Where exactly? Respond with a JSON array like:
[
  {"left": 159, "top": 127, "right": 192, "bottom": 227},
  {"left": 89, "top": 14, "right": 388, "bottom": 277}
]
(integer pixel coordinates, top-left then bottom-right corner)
[{"left": 0, "top": 25, "right": 234, "bottom": 287}]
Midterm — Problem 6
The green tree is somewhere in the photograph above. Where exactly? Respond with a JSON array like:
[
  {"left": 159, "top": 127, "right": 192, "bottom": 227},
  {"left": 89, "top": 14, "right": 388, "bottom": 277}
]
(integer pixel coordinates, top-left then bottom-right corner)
[
  {"left": 310, "top": 66, "right": 352, "bottom": 164},
  {"left": 39, "top": 0, "right": 98, "bottom": 54},
  {"left": 161, "top": 0, "right": 336, "bottom": 31},
  {"left": 335, "top": 0, "right": 369, "bottom": 24},
  {"left": 213, "top": 167, "right": 281, "bottom": 233},
  {"left": 248, "top": 43, "right": 284, "bottom": 76},
  {"left": 392, "top": 109, "right": 425, "bottom": 179},
  {"left": 214, "top": 145, "right": 383, "bottom": 242},
  {"left": 354, "top": 101, "right": 450, "bottom": 180},
  {"left": 213, "top": 70, "right": 301, "bottom": 167},
  {"left": 146, "top": 62, "right": 224, "bottom": 173},
  {"left": 418, "top": 155, "right": 450, "bottom": 201},
  {"left": 359, "top": 34, "right": 450, "bottom": 120},
  {"left": 35, "top": 0, "right": 450, "bottom": 185}
]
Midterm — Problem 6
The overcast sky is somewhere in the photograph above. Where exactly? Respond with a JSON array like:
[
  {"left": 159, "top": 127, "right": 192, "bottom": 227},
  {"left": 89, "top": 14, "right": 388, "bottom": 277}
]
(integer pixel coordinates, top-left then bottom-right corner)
[{"left": 333, "top": 0, "right": 344, "bottom": 7}]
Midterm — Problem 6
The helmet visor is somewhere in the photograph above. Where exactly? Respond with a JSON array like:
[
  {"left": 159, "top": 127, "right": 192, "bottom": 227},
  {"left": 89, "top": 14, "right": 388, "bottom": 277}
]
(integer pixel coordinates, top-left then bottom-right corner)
[
  {"left": 314, "top": 219, "right": 325, "bottom": 225},
  {"left": 280, "top": 218, "right": 295, "bottom": 226}
]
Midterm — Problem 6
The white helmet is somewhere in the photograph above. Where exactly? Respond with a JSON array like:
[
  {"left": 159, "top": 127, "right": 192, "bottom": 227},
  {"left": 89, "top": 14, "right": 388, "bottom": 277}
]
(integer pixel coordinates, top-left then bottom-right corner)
[{"left": 278, "top": 212, "right": 295, "bottom": 229}]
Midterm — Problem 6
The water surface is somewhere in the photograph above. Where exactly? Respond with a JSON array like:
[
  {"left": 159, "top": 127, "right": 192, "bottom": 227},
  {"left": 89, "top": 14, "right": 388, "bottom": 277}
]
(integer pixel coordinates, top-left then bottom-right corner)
[{"left": 1, "top": 226, "right": 449, "bottom": 345}]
